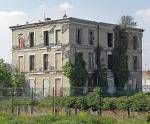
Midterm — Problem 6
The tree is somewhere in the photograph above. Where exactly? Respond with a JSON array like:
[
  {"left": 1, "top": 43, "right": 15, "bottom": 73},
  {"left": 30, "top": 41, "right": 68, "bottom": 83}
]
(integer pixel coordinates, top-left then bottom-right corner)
[
  {"left": 0, "top": 59, "right": 12, "bottom": 87},
  {"left": 92, "top": 45, "right": 108, "bottom": 90},
  {"left": 12, "top": 67, "right": 24, "bottom": 89},
  {"left": 111, "top": 15, "right": 137, "bottom": 92},
  {"left": 62, "top": 54, "right": 88, "bottom": 96},
  {"left": 119, "top": 15, "right": 137, "bottom": 28},
  {"left": 111, "top": 26, "right": 129, "bottom": 91}
]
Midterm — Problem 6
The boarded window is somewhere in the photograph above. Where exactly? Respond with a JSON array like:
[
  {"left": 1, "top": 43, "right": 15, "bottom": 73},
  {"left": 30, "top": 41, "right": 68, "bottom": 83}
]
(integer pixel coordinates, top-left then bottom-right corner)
[
  {"left": 108, "top": 54, "right": 112, "bottom": 70},
  {"left": 44, "top": 31, "right": 49, "bottom": 46},
  {"left": 18, "top": 56, "right": 24, "bottom": 72},
  {"left": 133, "top": 36, "right": 138, "bottom": 50},
  {"left": 29, "top": 32, "right": 34, "bottom": 47},
  {"left": 55, "top": 53, "right": 61, "bottom": 70},
  {"left": 107, "top": 33, "right": 113, "bottom": 47},
  {"left": 55, "top": 78, "right": 62, "bottom": 96},
  {"left": 133, "top": 56, "right": 138, "bottom": 71},
  {"left": 88, "top": 30, "right": 95, "bottom": 45},
  {"left": 43, "top": 54, "right": 48, "bottom": 70},
  {"left": 43, "top": 78, "right": 49, "bottom": 96},
  {"left": 89, "top": 53, "right": 94, "bottom": 70},
  {"left": 56, "top": 29, "right": 61, "bottom": 44},
  {"left": 29, "top": 55, "right": 35, "bottom": 71},
  {"left": 76, "top": 28, "right": 82, "bottom": 44}
]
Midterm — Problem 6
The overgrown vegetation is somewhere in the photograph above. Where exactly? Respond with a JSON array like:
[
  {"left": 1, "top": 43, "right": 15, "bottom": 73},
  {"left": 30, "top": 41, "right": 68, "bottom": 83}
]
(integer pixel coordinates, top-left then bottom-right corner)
[
  {"left": 1, "top": 88, "right": 149, "bottom": 113},
  {"left": 0, "top": 59, "right": 12, "bottom": 87},
  {"left": 0, "top": 113, "right": 118, "bottom": 124},
  {"left": 62, "top": 54, "right": 88, "bottom": 95},
  {"left": 111, "top": 26, "right": 129, "bottom": 91}
]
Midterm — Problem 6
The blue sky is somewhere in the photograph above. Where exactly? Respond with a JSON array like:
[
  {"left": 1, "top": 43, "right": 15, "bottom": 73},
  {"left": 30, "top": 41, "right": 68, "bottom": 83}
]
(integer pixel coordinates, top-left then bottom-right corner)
[{"left": 0, "top": 0, "right": 150, "bottom": 70}]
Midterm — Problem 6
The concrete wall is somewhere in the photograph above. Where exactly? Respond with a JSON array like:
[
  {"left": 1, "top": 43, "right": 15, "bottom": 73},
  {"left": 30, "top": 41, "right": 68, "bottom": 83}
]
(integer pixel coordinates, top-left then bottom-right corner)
[{"left": 11, "top": 18, "right": 143, "bottom": 94}]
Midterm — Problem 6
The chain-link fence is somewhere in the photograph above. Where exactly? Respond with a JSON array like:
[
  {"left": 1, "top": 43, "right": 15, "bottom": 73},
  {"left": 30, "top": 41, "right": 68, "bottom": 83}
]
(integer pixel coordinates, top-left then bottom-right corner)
[{"left": 0, "top": 87, "right": 149, "bottom": 117}]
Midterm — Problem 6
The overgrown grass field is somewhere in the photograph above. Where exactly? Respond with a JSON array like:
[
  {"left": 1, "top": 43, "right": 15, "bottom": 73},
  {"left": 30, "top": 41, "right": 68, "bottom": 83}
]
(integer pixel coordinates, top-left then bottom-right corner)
[{"left": 0, "top": 112, "right": 149, "bottom": 124}]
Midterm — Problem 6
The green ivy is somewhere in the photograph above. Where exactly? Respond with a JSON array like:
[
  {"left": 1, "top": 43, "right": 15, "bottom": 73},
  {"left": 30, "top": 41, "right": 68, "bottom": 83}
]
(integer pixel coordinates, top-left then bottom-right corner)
[
  {"left": 62, "top": 53, "right": 88, "bottom": 96},
  {"left": 111, "top": 26, "right": 129, "bottom": 91}
]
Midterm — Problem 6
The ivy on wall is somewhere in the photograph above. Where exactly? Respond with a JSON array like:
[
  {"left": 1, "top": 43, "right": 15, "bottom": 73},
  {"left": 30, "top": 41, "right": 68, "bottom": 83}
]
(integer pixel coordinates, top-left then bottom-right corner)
[
  {"left": 111, "top": 26, "right": 129, "bottom": 91},
  {"left": 91, "top": 45, "right": 108, "bottom": 92},
  {"left": 62, "top": 53, "right": 88, "bottom": 95}
]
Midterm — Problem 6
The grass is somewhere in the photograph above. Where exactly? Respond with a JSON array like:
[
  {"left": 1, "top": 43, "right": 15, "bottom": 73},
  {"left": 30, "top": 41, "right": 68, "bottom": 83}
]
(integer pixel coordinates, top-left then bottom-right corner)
[{"left": 0, "top": 112, "right": 149, "bottom": 124}]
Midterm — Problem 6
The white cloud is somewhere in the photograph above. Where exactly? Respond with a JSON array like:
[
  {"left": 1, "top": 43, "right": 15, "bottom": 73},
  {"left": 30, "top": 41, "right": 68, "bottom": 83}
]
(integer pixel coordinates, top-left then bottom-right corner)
[
  {"left": 134, "top": 9, "right": 150, "bottom": 24},
  {"left": 0, "top": 11, "right": 27, "bottom": 62},
  {"left": 56, "top": 3, "right": 74, "bottom": 12},
  {"left": 0, "top": 11, "right": 27, "bottom": 30}
]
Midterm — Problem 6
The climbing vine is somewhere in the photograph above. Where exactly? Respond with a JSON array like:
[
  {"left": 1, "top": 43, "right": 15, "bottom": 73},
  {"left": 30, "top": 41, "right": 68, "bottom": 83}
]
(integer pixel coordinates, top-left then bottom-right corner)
[
  {"left": 62, "top": 53, "right": 88, "bottom": 95},
  {"left": 91, "top": 45, "right": 108, "bottom": 92},
  {"left": 111, "top": 26, "right": 129, "bottom": 91}
]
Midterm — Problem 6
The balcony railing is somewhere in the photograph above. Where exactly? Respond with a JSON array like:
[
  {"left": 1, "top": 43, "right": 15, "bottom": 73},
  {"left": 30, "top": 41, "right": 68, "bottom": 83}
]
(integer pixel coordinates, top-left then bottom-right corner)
[{"left": 12, "top": 42, "right": 68, "bottom": 50}]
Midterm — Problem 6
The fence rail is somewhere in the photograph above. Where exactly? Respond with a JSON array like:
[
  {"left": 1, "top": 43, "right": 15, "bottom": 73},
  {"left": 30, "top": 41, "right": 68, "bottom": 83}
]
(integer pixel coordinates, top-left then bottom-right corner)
[{"left": 0, "top": 87, "right": 149, "bottom": 117}]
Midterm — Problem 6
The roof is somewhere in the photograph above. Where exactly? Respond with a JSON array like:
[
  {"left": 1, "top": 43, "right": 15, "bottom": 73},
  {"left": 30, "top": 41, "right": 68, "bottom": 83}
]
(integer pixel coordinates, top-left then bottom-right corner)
[
  {"left": 9, "top": 17, "right": 144, "bottom": 32},
  {"left": 143, "top": 71, "right": 150, "bottom": 77}
]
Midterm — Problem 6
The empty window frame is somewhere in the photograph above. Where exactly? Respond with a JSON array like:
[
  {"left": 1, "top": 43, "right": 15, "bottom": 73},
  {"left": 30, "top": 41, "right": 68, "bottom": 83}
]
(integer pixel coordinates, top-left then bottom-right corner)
[
  {"left": 76, "top": 28, "right": 82, "bottom": 44},
  {"left": 29, "top": 55, "right": 35, "bottom": 71},
  {"left": 29, "top": 32, "right": 34, "bottom": 47},
  {"left": 89, "top": 53, "right": 94, "bottom": 70},
  {"left": 108, "top": 54, "right": 112, "bottom": 70},
  {"left": 44, "top": 31, "right": 49, "bottom": 46},
  {"left": 18, "top": 56, "right": 24, "bottom": 72},
  {"left": 107, "top": 33, "right": 113, "bottom": 47},
  {"left": 88, "top": 30, "right": 95, "bottom": 45},
  {"left": 133, "top": 36, "right": 138, "bottom": 50},
  {"left": 133, "top": 56, "right": 138, "bottom": 71},
  {"left": 56, "top": 29, "right": 61, "bottom": 44},
  {"left": 43, "top": 54, "right": 48, "bottom": 70}
]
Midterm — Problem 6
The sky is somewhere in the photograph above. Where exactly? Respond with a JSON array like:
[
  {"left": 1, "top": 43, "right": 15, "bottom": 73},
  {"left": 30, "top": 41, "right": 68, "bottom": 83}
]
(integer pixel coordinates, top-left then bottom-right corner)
[{"left": 0, "top": 0, "right": 150, "bottom": 70}]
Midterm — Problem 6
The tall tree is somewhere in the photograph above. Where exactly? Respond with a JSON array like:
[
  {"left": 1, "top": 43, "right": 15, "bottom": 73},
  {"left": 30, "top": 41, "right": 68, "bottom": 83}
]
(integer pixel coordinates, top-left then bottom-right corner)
[
  {"left": 119, "top": 15, "right": 137, "bottom": 28},
  {"left": 0, "top": 59, "right": 12, "bottom": 87},
  {"left": 12, "top": 67, "right": 24, "bottom": 90},
  {"left": 111, "top": 26, "right": 129, "bottom": 91}
]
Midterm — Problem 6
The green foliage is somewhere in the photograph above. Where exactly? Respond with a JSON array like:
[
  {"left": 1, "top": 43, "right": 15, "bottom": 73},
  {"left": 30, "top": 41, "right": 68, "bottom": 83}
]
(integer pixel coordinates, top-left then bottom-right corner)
[
  {"left": 62, "top": 54, "right": 88, "bottom": 95},
  {"left": 0, "top": 113, "right": 118, "bottom": 124},
  {"left": 92, "top": 45, "right": 108, "bottom": 90},
  {"left": 102, "top": 97, "right": 117, "bottom": 110},
  {"left": 11, "top": 67, "right": 24, "bottom": 89},
  {"left": 87, "top": 88, "right": 100, "bottom": 111},
  {"left": 111, "top": 26, "right": 129, "bottom": 91},
  {"left": 0, "top": 59, "right": 12, "bottom": 87},
  {"left": 119, "top": 15, "right": 137, "bottom": 28},
  {"left": 129, "top": 93, "right": 150, "bottom": 112}
]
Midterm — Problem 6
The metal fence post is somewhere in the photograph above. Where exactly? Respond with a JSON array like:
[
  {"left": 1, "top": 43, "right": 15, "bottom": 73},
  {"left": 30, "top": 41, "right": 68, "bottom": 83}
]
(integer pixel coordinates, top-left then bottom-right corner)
[
  {"left": 127, "top": 90, "right": 130, "bottom": 117},
  {"left": 52, "top": 87, "right": 55, "bottom": 115},
  {"left": 31, "top": 87, "right": 34, "bottom": 115},
  {"left": 11, "top": 88, "right": 14, "bottom": 114},
  {"left": 99, "top": 88, "right": 102, "bottom": 116}
]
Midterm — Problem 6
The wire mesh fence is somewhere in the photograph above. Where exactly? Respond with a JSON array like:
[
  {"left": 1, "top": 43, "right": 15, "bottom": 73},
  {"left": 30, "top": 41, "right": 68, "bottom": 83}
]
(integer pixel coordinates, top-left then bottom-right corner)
[{"left": 0, "top": 87, "right": 149, "bottom": 117}]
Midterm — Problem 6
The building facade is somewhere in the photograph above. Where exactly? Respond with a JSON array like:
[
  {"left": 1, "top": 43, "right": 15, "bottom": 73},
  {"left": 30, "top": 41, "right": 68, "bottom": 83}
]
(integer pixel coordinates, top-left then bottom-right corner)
[
  {"left": 142, "top": 71, "right": 150, "bottom": 92},
  {"left": 10, "top": 17, "right": 143, "bottom": 95}
]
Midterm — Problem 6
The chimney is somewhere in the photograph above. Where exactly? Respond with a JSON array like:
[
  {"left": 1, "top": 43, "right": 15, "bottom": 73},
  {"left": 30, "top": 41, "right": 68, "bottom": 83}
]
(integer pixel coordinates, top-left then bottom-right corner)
[
  {"left": 26, "top": 21, "right": 29, "bottom": 25},
  {"left": 63, "top": 11, "right": 67, "bottom": 19},
  {"left": 45, "top": 18, "right": 51, "bottom": 21}
]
